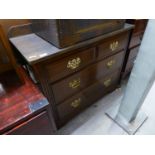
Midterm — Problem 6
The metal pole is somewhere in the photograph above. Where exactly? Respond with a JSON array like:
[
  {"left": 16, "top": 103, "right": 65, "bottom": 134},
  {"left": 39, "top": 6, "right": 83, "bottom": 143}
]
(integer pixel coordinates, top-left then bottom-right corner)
[{"left": 106, "top": 19, "right": 155, "bottom": 134}]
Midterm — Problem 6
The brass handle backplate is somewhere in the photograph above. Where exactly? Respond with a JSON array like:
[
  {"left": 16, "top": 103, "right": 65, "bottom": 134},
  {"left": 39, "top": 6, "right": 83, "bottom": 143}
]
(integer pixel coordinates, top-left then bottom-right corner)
[
  {"left": 70, "top": 98, "right": 81, "bottom": 108},
  {"left": 106, "top": 60, "right": 116, "bottom": 68},
  {"left": 103, "top": 78, "right": 112, "bottom": 87},
  {"left": 110, "top": 41, "right": 119, "bottom": 51},
  {"left": 67, "top": 57, "right": 81, "bottom": 70},
  {"left": 69, "top": 78, "right": 81, "bottom": 89}
]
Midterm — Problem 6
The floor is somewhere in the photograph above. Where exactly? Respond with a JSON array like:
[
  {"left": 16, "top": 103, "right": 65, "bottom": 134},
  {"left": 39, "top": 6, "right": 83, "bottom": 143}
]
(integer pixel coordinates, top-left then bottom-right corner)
[{"left": 57, "top": 20, "right": 155, "bottom": 135}]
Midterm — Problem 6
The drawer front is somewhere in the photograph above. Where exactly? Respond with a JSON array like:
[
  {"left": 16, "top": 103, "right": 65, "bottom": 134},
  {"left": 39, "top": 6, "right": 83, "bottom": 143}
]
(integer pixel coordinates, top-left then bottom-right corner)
[
  {"left": 57, "top": 71, "right": 120, "bottom": 125},
  {"left": 125, "top": 58, "right": 136, "bottom": 74},
  {"left": 129, "top": 34, "right": 143, "bottom": 48},
  {"left": 45, "top": 47, "right": 95, "bottom": 82},
  {"left": 123, "top": 58, "right": 135, "bottom": 78},
  {"left": 52, "top": 51, "right": 124, "bottom": 104},
  {"left": 5, "top": 111, "right": 54, "bottom": 135},
  {"left": 96, "top": 50, "right": 124, "bottom": 79},
  {"left": 97, "top": 32, "right": 129, "bottom": 60},
  {"left": 128, "top": 46, "right": 140, "bottom": 61}
]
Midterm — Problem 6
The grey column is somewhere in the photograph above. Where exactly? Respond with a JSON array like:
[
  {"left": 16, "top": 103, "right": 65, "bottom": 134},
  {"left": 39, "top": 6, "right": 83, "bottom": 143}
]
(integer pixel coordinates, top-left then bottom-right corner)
[
  {"left": 119, "top": 19, "right": 155, "bottom": 122},
  {"left": 106, "top": 19, "right": 155, "bottom": 134}
]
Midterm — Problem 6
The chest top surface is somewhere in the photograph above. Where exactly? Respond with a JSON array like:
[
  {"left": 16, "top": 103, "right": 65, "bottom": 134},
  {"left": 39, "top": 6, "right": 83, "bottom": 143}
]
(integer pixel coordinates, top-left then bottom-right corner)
[{"left": 9, "top": 23, "right": 134, "bottom": 65}]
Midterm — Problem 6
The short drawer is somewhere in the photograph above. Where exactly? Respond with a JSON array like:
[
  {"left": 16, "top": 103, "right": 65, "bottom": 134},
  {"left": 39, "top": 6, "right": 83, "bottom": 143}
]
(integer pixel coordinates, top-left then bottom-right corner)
[
  {"left": 128, "top": 46, "right": 140, "bottom": 61},
  {"left": 57, "top": 71, "right": 120, "bottom": 125},
  {"left": 129, "top": 33, "right": 143, "bottom": 48},
  {"left": 45, "top": 47, "right": 95, "bottom": 82},
  {"left": 5, "top": 111, "right": 54, "bottom": 135},
  {"left": 52, "top": 51, "right": 124, "bottom": 104},
  {"left": 97, "top": 31, "right": 129, "bottom": 60}
]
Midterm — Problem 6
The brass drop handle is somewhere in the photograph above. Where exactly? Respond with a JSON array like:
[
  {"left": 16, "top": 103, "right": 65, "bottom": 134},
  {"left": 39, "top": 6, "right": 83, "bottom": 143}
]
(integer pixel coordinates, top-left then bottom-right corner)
[
  {"left": 106, "top": 60, "right": 115, "bottom": 68},
  {"left": 103, "top": 78, "right": 112, "bottom": 87},
  {"left": 70, "top": 98, "right": 81, "bottom": 108},
  {"left": 67, "top": 57, "right": 81, "bottom": 70},
  {"left": 69, "top": 78, "right": 81, "bottom": 89},
  {"left": 110, "top": 41, "right": 119, "bottom": 51}
]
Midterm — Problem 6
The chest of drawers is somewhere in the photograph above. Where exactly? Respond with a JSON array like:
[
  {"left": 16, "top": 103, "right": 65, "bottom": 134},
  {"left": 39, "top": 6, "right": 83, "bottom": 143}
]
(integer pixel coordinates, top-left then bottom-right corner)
[{"left": 9, "top": 23, "right": 134, "bottom": 128}]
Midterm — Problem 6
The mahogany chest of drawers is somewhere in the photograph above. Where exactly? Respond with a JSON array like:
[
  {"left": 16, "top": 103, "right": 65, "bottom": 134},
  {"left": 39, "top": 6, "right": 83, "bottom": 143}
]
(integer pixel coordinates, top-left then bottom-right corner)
[
  {"left": 9, "top": 23, "right": 134, "bottom": 129},
  {"left": 122, "top": 19, "right": 148, "bottom": 78},
  {"left": 31, "top": 19, "right": 125, "bottom": 48}
]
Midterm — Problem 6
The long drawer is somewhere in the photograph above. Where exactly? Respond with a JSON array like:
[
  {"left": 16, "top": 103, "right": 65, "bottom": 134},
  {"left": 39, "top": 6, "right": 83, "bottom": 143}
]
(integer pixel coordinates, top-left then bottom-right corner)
[
  {"left": 44, "top": 47, "right": 96, "bottom": 83},
  {"left": 57, "top": 71, "right": 120, "bottom": 125},
  {"left": 52, "top": 51, "right": 124, "bottom": 104},
  {"left": 97, "top": 31, "right": 129, "bottom": 60}
]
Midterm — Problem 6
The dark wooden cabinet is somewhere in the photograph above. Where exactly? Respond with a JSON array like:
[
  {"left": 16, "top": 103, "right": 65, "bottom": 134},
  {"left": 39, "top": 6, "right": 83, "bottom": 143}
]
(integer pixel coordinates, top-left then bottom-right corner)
[
  {"left": 31, "top": 19, "right": 125, "bottom": 48},
  {"left": 9, "top": 23, "right": 133, "bottom": 129},
  {"left": 122, "top": 19, "right": 148, "bottom": 78}
]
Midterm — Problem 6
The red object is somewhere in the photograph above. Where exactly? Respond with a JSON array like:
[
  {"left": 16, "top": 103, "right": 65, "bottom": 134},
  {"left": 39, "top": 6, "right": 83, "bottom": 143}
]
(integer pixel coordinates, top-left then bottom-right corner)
[{"left": 0, "top": 68, "right": 47, "bottom": 133}]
